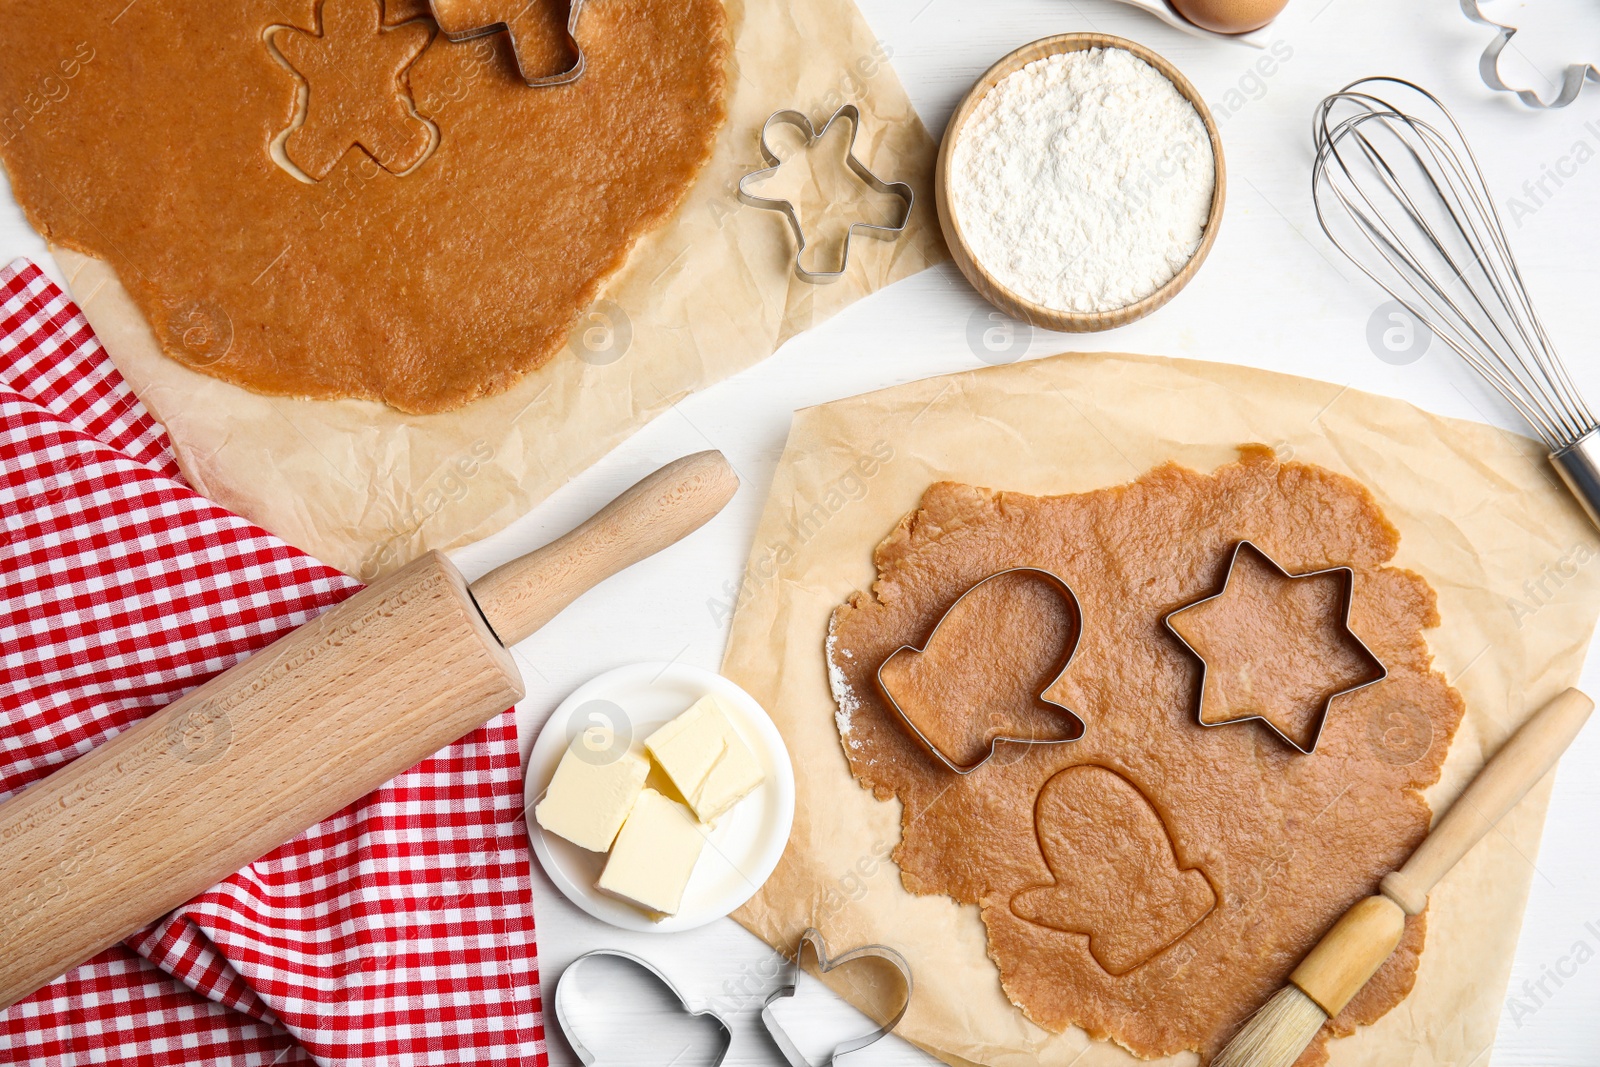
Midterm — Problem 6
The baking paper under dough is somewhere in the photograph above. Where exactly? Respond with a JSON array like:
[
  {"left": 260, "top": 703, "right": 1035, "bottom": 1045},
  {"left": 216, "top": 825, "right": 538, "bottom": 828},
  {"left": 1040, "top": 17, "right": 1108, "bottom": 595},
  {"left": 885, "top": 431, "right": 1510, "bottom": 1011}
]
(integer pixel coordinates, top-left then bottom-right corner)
[
  {"left": 827, "top": 450, "right": 1461, "bottom": 1064},
  {"left": 724, "top": 352, "right": 1600, "bottom": 1067},
  {"left": 16, "top": 0, "right": 943, "bottom": 576},
  {"left": 0, "top": 0, "right": 727, "bottom": 414}
]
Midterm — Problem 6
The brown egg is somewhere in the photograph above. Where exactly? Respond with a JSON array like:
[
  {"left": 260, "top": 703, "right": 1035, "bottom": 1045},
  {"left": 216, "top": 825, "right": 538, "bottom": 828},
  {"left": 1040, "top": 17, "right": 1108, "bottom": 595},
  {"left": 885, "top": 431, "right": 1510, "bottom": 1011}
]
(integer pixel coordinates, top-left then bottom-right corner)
[{"left": 1169, "top": 0, "right": 1290, "bottom": 33}]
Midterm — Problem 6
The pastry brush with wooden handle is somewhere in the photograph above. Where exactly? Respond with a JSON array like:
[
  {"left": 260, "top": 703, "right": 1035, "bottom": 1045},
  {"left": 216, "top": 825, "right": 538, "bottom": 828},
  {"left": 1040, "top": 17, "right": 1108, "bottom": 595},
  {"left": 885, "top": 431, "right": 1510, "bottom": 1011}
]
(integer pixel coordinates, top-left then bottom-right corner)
[
  {"left": 1214, "top": 686, "right": 1594, "bottom": 1067},
  {"left": 0, "top": 449, "right": 738, "bottom": 1011}
]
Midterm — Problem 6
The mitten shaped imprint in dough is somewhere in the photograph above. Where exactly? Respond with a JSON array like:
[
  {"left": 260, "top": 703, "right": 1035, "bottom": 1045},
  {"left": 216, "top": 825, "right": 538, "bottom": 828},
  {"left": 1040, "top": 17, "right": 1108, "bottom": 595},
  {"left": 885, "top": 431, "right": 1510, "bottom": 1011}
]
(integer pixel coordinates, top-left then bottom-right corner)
[
  {"left": 1012, "top": 765, "right": 1216, "bottom": 975},
  {"left": 827, "top": 452, "right": 1460, "bottom": 1060},
  {"left": 877, "top": 569, "right": 1083, "bottom": 771},
  {"left": 269, "top": 0, "right": 437, "bottom": 181}
]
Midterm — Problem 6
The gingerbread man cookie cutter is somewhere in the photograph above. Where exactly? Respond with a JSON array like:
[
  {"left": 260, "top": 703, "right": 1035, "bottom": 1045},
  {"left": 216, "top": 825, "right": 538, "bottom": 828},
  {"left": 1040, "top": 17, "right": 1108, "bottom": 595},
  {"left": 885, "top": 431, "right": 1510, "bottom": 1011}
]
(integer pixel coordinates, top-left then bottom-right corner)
[
  {"left": 1461, "top": 0, "right": 1600, "bottom": 109},
  {"left": 761, "top": 928, "right": 913, "bottom": 1067},
  {"left": 737, "top": 104, "right": 915, "bottom": 284},
  {"left": 1162, "top": 540, "right": 1388, "bottom": 755},
  {"left": 428, "top": 0, "right": 588, "bottom": 87},
  {"left": 875, "top": 567, "right": 1085, "bottom": 775}
]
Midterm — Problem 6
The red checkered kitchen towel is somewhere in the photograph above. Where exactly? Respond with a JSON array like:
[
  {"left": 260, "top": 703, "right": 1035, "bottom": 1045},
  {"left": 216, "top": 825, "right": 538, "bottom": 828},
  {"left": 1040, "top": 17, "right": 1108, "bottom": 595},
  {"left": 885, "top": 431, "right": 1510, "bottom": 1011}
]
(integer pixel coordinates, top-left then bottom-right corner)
[{"left": 0, "top": 260, "right": 546, "bottom": 1066}]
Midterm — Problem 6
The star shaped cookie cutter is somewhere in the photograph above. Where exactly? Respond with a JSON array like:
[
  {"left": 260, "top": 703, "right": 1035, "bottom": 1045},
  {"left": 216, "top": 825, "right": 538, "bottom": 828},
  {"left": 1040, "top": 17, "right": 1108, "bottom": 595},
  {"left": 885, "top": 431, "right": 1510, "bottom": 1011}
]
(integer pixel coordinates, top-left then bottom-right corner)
[
  {"left": 761, "top": 928, "right": 913, "bottom": 1067},
  {"left": 1462, "top": 0, "right": 1599, "bottom": 109},
  {"left": 875, "top": 567, "right": 1085, "bottom": 775},
  {"left": 737, "top": 104, "right": 916, "bottom": 284},
  {"left": 428, "top": 0, "right": 587, "bottom": 87},
  {"left": 1162, "top": 541, "right": 1387, "bottom": 755}
]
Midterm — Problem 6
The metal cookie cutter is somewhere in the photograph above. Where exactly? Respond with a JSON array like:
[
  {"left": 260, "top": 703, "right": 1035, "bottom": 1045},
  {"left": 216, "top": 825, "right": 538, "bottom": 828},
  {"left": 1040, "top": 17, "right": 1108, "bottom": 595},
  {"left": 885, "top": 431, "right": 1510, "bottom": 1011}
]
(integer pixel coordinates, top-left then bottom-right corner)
[
  {"left": 737, "top": 104, "right": 915, "bottom": 283},
  {"left": 554, "top": 949, "right": 732, "bottom": 1066},
  {"left": 876, "top": 567, "right": 1085, "bottom": 775},
  {"left": 761, "top": 928, "right": 913, "bottom": 1067},
  {"left": 1462, "top": 0, "right": 1599, "bottom": 108},
  {"left": 1162, "top": 540, "right": 1387, "bottom": 755},
  {"left": 428, "top": 0, "right": 587, "bottom": 87}
]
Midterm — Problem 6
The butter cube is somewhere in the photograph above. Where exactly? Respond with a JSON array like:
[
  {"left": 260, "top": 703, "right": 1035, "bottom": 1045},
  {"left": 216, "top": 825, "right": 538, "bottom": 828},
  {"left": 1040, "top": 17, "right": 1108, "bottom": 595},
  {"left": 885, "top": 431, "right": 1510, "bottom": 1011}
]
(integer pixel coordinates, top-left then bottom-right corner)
[
  {"left": 534, "top": 744, "right": 649, "bottom": 852},
  {"left": 645, "top": 693, "right": 766, "bottom": 822},
  {"left": 596, "top": 788, "right": 706, "bottom": 916}
]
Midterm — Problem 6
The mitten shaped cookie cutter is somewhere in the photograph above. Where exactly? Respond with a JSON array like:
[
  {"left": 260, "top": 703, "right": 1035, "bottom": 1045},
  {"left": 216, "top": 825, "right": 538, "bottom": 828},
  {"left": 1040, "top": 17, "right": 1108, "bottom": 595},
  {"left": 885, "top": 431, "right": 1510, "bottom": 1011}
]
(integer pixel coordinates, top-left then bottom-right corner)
[
  {"left": 428, "top": 0, "right": 587, "bottom": 87},
  {"left": 876, "top": 567, "right": 1085, "bottom": 775},
  {"left": 737, "top": 104, "right": 915, "bottom": 283},
  {"left": 554, "top": 949, "right": 732, "bottom": 1066},
  {"left": 1162, "top": 540, "right": 1387, "bottom": 755},
  {"left": 761, "top": 928, "right": 913, "bottom": 1067},
  {"left": 1462, "top": 0, "right": 1599, "bottom": 108}
]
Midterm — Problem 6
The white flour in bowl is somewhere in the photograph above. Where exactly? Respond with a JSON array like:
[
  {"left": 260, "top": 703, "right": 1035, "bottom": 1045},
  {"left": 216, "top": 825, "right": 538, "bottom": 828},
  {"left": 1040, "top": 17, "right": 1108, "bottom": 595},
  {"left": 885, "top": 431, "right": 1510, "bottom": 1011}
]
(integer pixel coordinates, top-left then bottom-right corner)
[{"left": 947, "top": 47, "right": 1215, "bottom": 314}]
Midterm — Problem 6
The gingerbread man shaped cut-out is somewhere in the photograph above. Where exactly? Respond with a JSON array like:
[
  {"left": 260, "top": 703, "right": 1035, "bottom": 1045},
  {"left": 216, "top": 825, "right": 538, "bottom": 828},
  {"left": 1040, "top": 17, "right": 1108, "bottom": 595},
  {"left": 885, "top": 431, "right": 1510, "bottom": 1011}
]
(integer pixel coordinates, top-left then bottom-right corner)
[
  {"left": 1011, "top": 765, "right": 1216, "bottom": 975},
  {"left": 268, "top": 0, "right": 438, "bottom": 181}
]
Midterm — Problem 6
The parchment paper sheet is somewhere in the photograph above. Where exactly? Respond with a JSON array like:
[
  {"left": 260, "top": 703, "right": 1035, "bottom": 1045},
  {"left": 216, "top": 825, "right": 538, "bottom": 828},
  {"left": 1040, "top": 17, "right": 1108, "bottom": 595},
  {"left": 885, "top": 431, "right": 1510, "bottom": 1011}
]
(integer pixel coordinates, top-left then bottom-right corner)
[
  {"left": 723, "top": 351, "right": 1600, "bottom": 1067},
  {"left": 49, "top": 0, "right": 944, "bottom": 579}
]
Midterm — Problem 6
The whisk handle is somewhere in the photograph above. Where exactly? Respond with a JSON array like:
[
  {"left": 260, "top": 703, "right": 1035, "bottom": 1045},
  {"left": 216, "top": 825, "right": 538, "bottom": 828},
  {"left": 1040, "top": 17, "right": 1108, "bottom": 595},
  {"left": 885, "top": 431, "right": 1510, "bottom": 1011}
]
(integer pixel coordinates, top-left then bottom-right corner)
[{"left": 1551, "top": 431, "right": 1600, "bottom": 534}]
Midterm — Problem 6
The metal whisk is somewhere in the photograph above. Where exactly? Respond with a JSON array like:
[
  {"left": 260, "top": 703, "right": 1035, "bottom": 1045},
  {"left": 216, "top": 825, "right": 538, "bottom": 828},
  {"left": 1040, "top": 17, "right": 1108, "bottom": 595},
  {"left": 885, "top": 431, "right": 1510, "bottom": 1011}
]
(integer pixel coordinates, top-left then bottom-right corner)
[{"left": 1312, "top": 76, "right": 1600, "bottom": 530}]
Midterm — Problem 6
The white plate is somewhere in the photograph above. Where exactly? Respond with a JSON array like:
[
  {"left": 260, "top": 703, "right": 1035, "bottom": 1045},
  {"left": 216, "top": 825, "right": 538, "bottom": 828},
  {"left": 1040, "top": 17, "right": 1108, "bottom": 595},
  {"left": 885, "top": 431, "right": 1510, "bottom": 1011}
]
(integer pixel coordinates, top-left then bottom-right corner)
[{"left": 525, "top": 662, "right": 795, "bottom": 932}]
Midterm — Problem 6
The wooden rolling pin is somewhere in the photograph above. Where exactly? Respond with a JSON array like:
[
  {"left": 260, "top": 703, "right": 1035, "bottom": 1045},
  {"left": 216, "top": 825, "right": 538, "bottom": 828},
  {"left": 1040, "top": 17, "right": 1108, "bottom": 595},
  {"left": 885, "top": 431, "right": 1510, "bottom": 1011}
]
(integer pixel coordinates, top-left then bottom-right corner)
[{"left": 0, "top": 450, "right": 739, "bottom": 1011}]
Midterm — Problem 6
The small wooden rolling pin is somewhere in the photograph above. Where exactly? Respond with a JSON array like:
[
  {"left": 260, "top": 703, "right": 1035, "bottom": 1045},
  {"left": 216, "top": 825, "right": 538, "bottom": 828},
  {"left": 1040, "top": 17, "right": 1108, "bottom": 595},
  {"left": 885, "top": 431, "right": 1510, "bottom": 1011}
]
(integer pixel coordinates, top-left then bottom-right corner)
[{"left": 0, "top": 450, "right": 739, "bottom": 1011}]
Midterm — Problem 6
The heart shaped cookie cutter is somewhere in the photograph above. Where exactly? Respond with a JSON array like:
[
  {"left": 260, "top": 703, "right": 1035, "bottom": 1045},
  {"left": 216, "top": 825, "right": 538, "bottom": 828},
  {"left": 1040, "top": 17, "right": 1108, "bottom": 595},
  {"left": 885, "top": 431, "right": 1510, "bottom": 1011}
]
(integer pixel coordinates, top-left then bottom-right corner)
[
  {"left": 761, "top": 928, "right": 913, "bottom": 1067},
  {"left": 876, "top": 567, "right": 1085, "bottom": 775},
  {"left": 737, "top": 104, "right": 915, "bottom": 284},
  {"left": 554, "top": 949, "right": 732, "bottom": 1066}
]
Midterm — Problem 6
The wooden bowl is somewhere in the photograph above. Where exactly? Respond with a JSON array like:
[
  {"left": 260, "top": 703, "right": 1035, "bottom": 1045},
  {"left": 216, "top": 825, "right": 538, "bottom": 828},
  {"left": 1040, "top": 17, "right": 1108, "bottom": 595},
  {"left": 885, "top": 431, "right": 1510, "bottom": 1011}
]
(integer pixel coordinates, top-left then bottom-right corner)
[{"left": 935, "top": 33, "right": 1227, "bottom": 333}]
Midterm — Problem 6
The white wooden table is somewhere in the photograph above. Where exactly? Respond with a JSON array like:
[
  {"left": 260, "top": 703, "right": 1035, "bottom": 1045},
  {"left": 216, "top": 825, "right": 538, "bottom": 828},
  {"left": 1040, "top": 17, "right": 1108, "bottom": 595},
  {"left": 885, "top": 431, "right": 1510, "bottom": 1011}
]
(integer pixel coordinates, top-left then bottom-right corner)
[{"left": 5, "top": 0, "right": 1600, "bottom": 1062}]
